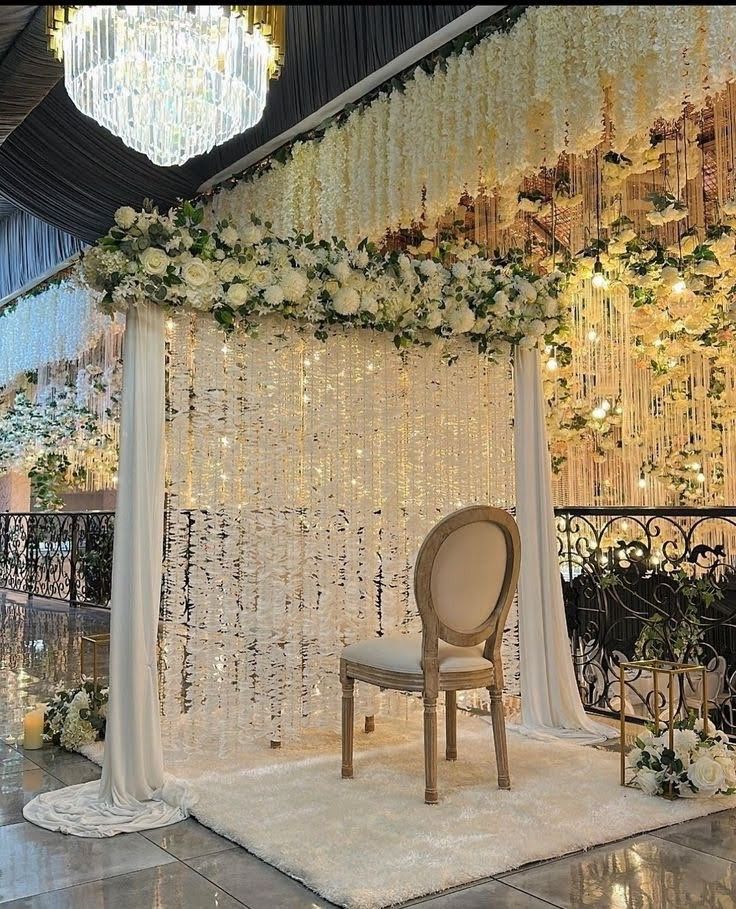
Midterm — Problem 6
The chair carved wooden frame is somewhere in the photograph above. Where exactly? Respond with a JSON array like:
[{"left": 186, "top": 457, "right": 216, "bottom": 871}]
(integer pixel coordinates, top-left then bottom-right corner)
[{"left": 340, "top": 505, "right": 521, "bottom": 804}]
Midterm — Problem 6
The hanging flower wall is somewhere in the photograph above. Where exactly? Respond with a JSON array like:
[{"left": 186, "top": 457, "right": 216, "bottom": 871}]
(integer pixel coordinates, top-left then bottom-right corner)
[
  {"left": 0, "top": 388, "right": 116, "bottom": 510},
  {"left": 0, "top": 281, "right": 111, "bottom": 389},
  {"left": 207, "top": 6, "right": 736, "bottom": 243},
  {"left": 81, "top": 202, "right": 567, "bottom": 357}
]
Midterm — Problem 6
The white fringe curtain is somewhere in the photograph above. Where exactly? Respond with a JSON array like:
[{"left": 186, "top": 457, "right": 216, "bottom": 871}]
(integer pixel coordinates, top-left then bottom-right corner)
[{"left": 160, "top": 313, "right": 518, "bottom": 752}]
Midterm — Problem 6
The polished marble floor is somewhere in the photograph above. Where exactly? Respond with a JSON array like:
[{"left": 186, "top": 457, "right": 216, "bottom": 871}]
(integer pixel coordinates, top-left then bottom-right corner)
[{"left": 2, "top": 591, "right": 736, "bottom": 908}]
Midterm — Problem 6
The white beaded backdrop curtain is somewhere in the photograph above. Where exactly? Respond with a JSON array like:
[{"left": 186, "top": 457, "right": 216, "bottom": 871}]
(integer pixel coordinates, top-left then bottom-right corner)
[{"left": 161, "top": 313, "right": 517, "bottom": 752}]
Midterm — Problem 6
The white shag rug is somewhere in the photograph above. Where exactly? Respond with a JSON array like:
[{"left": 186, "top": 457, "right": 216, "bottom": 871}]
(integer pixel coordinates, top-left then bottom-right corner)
[{"left": 130, "top": 716, "right": 734, "bottom": 909}]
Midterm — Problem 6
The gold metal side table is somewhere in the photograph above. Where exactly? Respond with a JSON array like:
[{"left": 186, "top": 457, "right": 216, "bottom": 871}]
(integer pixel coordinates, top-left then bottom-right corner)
[
  {"left": 619, "top": 658, "right": 709, "bottom": 797},
  {"left": 80, "top": 633, "right": 111, "bottom": 685}
]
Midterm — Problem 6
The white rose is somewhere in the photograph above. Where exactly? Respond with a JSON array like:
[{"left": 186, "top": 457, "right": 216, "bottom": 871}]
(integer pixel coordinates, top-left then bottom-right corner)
[
  {"left": 420, "top": 260, "right": 437, "bottom": 277},
  {"left": 114, "top": 206, "right": 137, "bottom": 230},
  {"left": 263, "top": 285, "right": 285, "bottom": 307},
  {"left": 493, "top": 290, "right": 509, "bottom": 310},
  {"left": 634, "top": 767, "right": 661, "bottom": 796},
  {"left": 680, "top": 234, "right": 699, "bottom": 257},
  {"left": 219, "top": 226, "right": 239, "bottom": 247},
  {"left": 250, "top": 266, "right": 273, "bottom": 288},
  {"left": 515, "top": 279, "right": 537, "bottom": 302},
  {"left": 332, "top": 286, "right": 361, "bottom": 316},
  {"left": 715, "top": 754, "right": 736, "bottom": 788},
  {"left": 279, "top": 268, "right": 308, "bottom": 302},
  {"left": 528, "top": 319, "right": 547, "bottom": 337},
  {"left": 217, "top": 259, "right": 239, "bottom": 283},
  {"left": 688, "top": 755, "right": 726, "bottom": 794},
  {"left": 140, "top": 246, "right": 169, "bottom": 276},
  {"left": 181, "top": 258, "right": 213, "bottom": 288},
  {"left": 242, "top": 224, "right": 264, "bottom": 245},
  {"left": 544, "top": 298, "right": 559, "bottom": 317},
  {"left": 451, "top": 262, "right": 469, "bottom": 280},
  {"left": 226, "top": 283, "right": 250, "bottom": 306},
  {"left": 693, "top": 260, "right": 722, "bottom": 277}
]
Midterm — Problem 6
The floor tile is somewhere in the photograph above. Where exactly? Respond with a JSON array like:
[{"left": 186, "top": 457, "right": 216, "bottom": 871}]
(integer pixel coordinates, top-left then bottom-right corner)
[
  {"left": 188, "top": 847, "right": 335, "bottom": 908},
  {"left": 505, "top": 834, "right": 736, "bottom": 909},
  {"left": 141, "top": 818, "right": 237, "bottom": 860},
  {"left": 0, "top": 822, "right": 176, "bottom": 903},
  {"left": 0, "top": 769, "right": 63, "bottom": 827},
  {"left": 9, "top": 746, "right": 88, "bottom": 777},
  {"left": 0, "top": 746, "right": 34, "bottom": 772},
  {"left": 2, "top": 861, "right": 246, "bottom": 908},
  {"left": 417, "top": 879, "right": 555, "bottom": 907},
  {"left": 41, "top": 759, "right": 101, "bottom": 787},
  {"left": 655, "top": 809, "right": 736, "bottom": 863}
]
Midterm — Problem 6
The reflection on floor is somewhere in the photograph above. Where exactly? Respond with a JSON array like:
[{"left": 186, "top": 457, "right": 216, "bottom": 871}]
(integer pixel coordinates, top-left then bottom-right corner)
[{"left": 1, "top": 590, "right": 735, "bottom": 908}]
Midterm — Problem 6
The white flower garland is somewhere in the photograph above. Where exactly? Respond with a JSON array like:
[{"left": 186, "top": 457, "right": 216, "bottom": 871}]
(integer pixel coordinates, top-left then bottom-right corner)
[
  {"left": 0, "top": 281, "right": 110, "bottom": 388},
  {"left": 81, "top": 202, "right": 566, "bottom": 356},
  {"left": 213, "top": 6, "right": 736, "bottom": 242}
]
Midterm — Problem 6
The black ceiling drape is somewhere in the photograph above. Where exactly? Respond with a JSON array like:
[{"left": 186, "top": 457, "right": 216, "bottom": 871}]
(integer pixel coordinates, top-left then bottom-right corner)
[
  {"left": 0, "top": 207, "right": 84, "bottom": 299},
  {"left": 0, "top": 5, "right": 476, "bottom": 242}
]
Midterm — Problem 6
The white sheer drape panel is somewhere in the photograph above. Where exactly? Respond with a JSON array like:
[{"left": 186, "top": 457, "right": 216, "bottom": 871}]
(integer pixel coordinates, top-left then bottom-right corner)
[
  {"left": 513, "top": 348, "right": 614, "bottom": 743},
  {"left": 161, "top": 314, "right": 517, "bottom": 753},
  {"left": 24, "top": 302, "right": 188, "bottom": 836}
]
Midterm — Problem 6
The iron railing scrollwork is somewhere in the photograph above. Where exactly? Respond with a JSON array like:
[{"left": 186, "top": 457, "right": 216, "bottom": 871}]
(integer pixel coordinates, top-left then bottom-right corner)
[
  {"left": 555, "top": 506, "right": 736, "bottom": 736},
  {"left": 0, "top": 512, "right": 114, "bottom": 607}
]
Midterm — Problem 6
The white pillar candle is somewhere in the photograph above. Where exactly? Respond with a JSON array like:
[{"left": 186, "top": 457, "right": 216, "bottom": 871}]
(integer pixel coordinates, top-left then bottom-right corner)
[{"left": 23, "top": 706, "right": 44, "bottom": 750}]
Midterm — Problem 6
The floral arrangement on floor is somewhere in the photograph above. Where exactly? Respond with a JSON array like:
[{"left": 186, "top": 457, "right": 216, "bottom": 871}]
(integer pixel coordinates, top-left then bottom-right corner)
[
  {"left": 80, "top": 202, "right": 567, "bottom": 358},
  {"left": 628, "top": 715, "right": 736, "bottom": 798},
  {"left": 44, "top": 678, "right": 108, "bottom": 752}
]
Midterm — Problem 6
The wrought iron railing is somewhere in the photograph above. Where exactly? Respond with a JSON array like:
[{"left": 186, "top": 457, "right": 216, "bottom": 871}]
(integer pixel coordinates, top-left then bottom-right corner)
[
  {"left": 556, "top": 506, "right": 736, "bottom": 735},
  {"left": 0, "top": 512, "right": 114, "bottom": 607}
]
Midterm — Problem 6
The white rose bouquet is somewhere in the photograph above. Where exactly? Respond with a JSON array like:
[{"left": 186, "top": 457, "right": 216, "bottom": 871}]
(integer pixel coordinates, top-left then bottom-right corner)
[
  {"left": 79, "top": 200, "right": 569, "bottom": 358},
  {"left": 45, "top": 678, "right": 109, "bottom": 752},
  {"left": 629, "top": 715, "right": 736, "bottom": 798}
]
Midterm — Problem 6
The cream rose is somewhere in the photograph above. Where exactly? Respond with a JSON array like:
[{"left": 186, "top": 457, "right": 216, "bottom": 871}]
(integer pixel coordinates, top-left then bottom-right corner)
[
  {"left": 634, "top": 767, "right": 661, "bottom": 796},
  {"left": 181, "top": 258, "right": 213, "bottom": 288},
  {"left": 688, "top": 755, "right": 726, "bottom": 794},
  {"left": 226, "top": 283, "right": 250, "bottom": 306},
  {"left": 140, "top": 247, "right": 169, "bottom": 276},
  {"left": 250, "top": 266, "right": 273, "bottom": 288},
  {"left": 217, "top": 259, "right": 239, "bottom": 283}
]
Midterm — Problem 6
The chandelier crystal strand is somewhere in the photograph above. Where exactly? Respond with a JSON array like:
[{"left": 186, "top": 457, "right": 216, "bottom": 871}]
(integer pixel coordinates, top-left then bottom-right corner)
[{"left": 49, "top": 6, "right": 283, "bottom": 167}]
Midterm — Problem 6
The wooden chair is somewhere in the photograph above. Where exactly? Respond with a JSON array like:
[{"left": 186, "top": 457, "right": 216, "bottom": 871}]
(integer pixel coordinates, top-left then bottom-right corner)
[{"left": 340, "top": 505, "right": 521, "bottom": 804}]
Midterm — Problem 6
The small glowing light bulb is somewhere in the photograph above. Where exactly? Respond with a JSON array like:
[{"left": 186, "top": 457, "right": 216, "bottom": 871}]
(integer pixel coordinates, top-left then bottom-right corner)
[
  {"left": 591, "top": 271, "right": 608, "bottom": 289},
  {"left": 587, "top": 329, "right": 598, "bottom": 343},
  {"left": 546, "top": 357, "right": 559, "bottom": 372},
  {"left": 602, "top": 399, "right": 611, "bottom": 411},
  {"left": 222, "top": 344, "right": 229, "bottom": 354},
  {"left": 691, "top": 462, "right": 701, "bottom": 471},
  {"left": 621, "top": 521, "right": 629, "bottom": 530},
  {"left": 654, "top": 338, "right": 664, "bottom": 348},
  {"left": 638, "top": 476, "right": 647, "bottom": 489},
  {"left": 166, "top": 318, "right": 175, "bottom": 331},
  {"left": 592, "top": 406, "right": 607, "bottom": 420},
  {"left": 220, "top": 436, "right": 229, "bottom": 447},
  {"left": 697, "top": 472, "right": 706, "bottom": 483},
  {"left": 672, "top": 279, "right": 687, "bottom": 294},
  {"left": 304, "top": 358, "right": 311, "bottom": 367}
]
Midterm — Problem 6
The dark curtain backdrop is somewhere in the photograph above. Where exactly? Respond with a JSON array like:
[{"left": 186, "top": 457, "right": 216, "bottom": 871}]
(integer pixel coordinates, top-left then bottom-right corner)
[
  {"left": 0, "top": 5, "right": 476, "bottom": 243},
  {"left": 0, "top": 207, "right": 85, "bottom": 299}
]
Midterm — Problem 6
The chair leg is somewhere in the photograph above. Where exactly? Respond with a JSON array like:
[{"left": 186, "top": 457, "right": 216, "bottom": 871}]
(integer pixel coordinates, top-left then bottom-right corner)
[
  {"left": 488, "top": 685, "right": 510, "bottom": 789},
  {"left": 342, "top": 678, "right": 355, "bottom": 779},
  {"left": 364, "top": 714, "right": 375, "bottom": 733},
  {"left": 445, "top": 690, "right": 457, "bottom": 761},
  {"left": 424, "top": 695, "right": 438, "bottom": 804}
]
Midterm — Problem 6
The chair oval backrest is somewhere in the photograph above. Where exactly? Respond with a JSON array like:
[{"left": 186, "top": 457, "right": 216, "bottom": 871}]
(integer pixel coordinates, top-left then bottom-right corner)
[{"left": 414, "top": 505, "right": 521, "bottom": 648}]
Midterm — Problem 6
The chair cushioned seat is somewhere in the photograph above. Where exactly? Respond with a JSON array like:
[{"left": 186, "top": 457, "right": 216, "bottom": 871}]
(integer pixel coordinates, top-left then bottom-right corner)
[{"left": 341, "top": 634, "right": 491, "bottom": 674}]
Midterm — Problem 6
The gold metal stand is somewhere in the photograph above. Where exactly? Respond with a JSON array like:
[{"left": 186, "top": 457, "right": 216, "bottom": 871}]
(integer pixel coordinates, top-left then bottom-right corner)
[
  {"left": 80, "top": 633, "right": 111, "bottom": 685},
  {"left": 619, "top": 658, "right": 708, "bottom": 797}
]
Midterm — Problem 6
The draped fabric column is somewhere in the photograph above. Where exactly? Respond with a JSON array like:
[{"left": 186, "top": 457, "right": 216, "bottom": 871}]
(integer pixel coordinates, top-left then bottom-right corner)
[
  {"left": 23, "top": 302, "right": 189, "bottom": 836},
  {"left": 512, "top": 348, "right": 614, "bottom": 743}
]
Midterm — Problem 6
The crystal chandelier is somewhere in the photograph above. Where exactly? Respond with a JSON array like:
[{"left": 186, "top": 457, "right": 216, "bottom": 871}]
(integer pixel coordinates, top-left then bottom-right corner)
[{"left": 47, "top": 6, "right": 285, "bottom": 167}]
